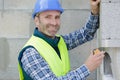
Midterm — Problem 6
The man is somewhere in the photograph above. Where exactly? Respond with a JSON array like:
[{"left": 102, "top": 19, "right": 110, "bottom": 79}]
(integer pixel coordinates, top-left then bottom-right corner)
[{"left": 18, "top": 0, "right": 105, "bottom": 80}]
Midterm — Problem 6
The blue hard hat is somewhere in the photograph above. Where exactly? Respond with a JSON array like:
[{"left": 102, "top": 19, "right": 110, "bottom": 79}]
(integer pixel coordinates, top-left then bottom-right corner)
[{"left": 32, "top": 0, "right": 64, "bottom": 18}]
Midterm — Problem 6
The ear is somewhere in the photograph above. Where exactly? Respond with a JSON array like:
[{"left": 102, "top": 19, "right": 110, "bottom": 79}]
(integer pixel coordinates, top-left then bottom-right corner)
[{"left": 34, "top": 16, "right": 40, "bottom": 27}]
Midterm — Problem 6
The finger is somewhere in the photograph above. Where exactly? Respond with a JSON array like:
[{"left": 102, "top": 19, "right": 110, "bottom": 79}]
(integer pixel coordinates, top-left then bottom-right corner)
[
  {"left": 94, "top": 51, "right": 105, "bottom": 57},
  {"left": 97, "top": 52, "right": 105, "bottom": 59},
  {"left": 98, "top": 54, "right": 105, "bottom": 61},
  {"left": 91, "top": 0, "right": 101, "bottom": 4}
]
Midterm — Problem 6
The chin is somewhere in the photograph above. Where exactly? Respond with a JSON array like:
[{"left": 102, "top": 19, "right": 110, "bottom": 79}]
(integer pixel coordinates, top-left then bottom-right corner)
[{"left": 46, "top": 34, "right": 55, "bottom": 38}]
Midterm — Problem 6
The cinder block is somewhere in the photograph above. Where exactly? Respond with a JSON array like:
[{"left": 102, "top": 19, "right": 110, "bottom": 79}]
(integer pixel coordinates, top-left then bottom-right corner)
[
  {"left": 0, "top": 0, "right": 3, "bottom": 10},
  {"left": 100, "top": 3, "right": 120, "bottom": 40},
  {"left": 101, "top": 48, "right": 120, "bottom": 80},
  {"left": 0, "top": 38, "right": 28, "bottom": 80},
  {"left": 0, "top": 11, "right": 34, "bottom": 38},
  {"left": 7, "top": 38, "right": 28, "bottom": 66},
  {"left": 0, "top": 38, "right": 9, "bottom": 71},
  {"left": 115, "top": 48, "right": 120, "bottom": 80},
  {"left": 0, "top": 66, "right": 19, "bottom": 80},
  {"left": 59, "top": 10, "right": 90, "bottom": 34},
  {"left": 100, "top": 2, "right": 120, "bottom": 47},
  {"left": 62, "top": 0, "right": 90, "bottom": 9},
  {"left": 4, "top": 0, "right": 35, "bottom": 9}
]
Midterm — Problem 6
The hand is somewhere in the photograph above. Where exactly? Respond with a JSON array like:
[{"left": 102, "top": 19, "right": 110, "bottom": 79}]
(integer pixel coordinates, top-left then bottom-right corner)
[
  {"left": 90, "top": 0, "right": 101, "bottom": 15},
  {"left": 84, "top": 50, "right": 105, "bottom": 72}
]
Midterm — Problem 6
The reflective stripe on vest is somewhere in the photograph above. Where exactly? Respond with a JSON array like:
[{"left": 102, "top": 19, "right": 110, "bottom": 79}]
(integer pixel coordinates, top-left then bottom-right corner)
[{"left": 18, "top": 35, "right": 70, "bottom": 79}]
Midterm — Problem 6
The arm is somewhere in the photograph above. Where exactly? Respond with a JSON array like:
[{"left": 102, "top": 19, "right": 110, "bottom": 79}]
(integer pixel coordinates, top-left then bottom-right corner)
[
  {"left": 21, "top": 47, "right": 90, "bottom": 80},
  {"left": 62, "top": 0, "right": 100, "bottom": 50},
  {"left": 62, "top": 0, "right": 104, "bottom": 73},
  {"left": 62, "top": 13, "right": 99, "bottom": 50}
]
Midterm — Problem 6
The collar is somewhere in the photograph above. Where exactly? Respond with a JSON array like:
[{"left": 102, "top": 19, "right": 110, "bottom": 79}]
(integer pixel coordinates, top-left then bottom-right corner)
[{"left": 33, "top": 28, "right": 60, "bottom": 47}]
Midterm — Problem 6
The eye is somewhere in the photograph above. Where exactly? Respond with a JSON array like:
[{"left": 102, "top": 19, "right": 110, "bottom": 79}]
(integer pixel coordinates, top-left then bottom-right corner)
[
  {"left": 55, "top": 16, "right": 60, "bottom": 19},
  {"left": 45, "top": 15, "right": 51, "bottom": 19}
]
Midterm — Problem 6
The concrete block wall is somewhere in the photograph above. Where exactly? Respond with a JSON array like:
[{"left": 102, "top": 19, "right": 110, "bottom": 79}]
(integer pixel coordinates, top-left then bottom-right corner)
[
  {"left": 100, "top": 0, "right": 120, "bottom": 47},
  {"left": 0, "top": 0, "right": 97, "bottom": 80},
  {"left": 98, "top": 0, "right": 120, "bottom": 80}
]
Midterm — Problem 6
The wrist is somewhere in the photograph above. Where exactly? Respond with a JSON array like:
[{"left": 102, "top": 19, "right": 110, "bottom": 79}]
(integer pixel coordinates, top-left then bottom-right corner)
[{"left": 91, "top": 9, "right": 99, "bottom": 15}]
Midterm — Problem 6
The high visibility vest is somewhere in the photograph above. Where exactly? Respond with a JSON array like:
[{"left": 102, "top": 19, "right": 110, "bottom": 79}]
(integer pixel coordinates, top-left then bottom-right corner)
[{"left": 18, "top": 35, "right": 70, "bottom": 80}]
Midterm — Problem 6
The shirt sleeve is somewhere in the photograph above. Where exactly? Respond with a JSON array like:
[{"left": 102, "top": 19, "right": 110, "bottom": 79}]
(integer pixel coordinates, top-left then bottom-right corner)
[
  {"left": 62, "top": 13, "right": 99, "bottom": 50},
  {"left": 21, "top": 47, "right": 90, "bottom": 80}
]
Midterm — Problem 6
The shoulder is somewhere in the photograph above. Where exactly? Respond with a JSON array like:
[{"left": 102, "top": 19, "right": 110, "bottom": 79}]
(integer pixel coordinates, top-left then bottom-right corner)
[{"left": 22, "top": 47, "right": 41, "bottom": 58}]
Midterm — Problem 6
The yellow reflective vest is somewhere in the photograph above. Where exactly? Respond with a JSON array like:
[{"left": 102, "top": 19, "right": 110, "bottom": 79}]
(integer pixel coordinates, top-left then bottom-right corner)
[{"left": 18, "top": 35, "right": 70, "bottom": 80}]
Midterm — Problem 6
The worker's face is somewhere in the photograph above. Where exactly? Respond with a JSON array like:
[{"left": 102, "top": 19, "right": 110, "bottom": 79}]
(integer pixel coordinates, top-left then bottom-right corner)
[{"left": 34, "top": 10, "right": 61, "bottom": 38}]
